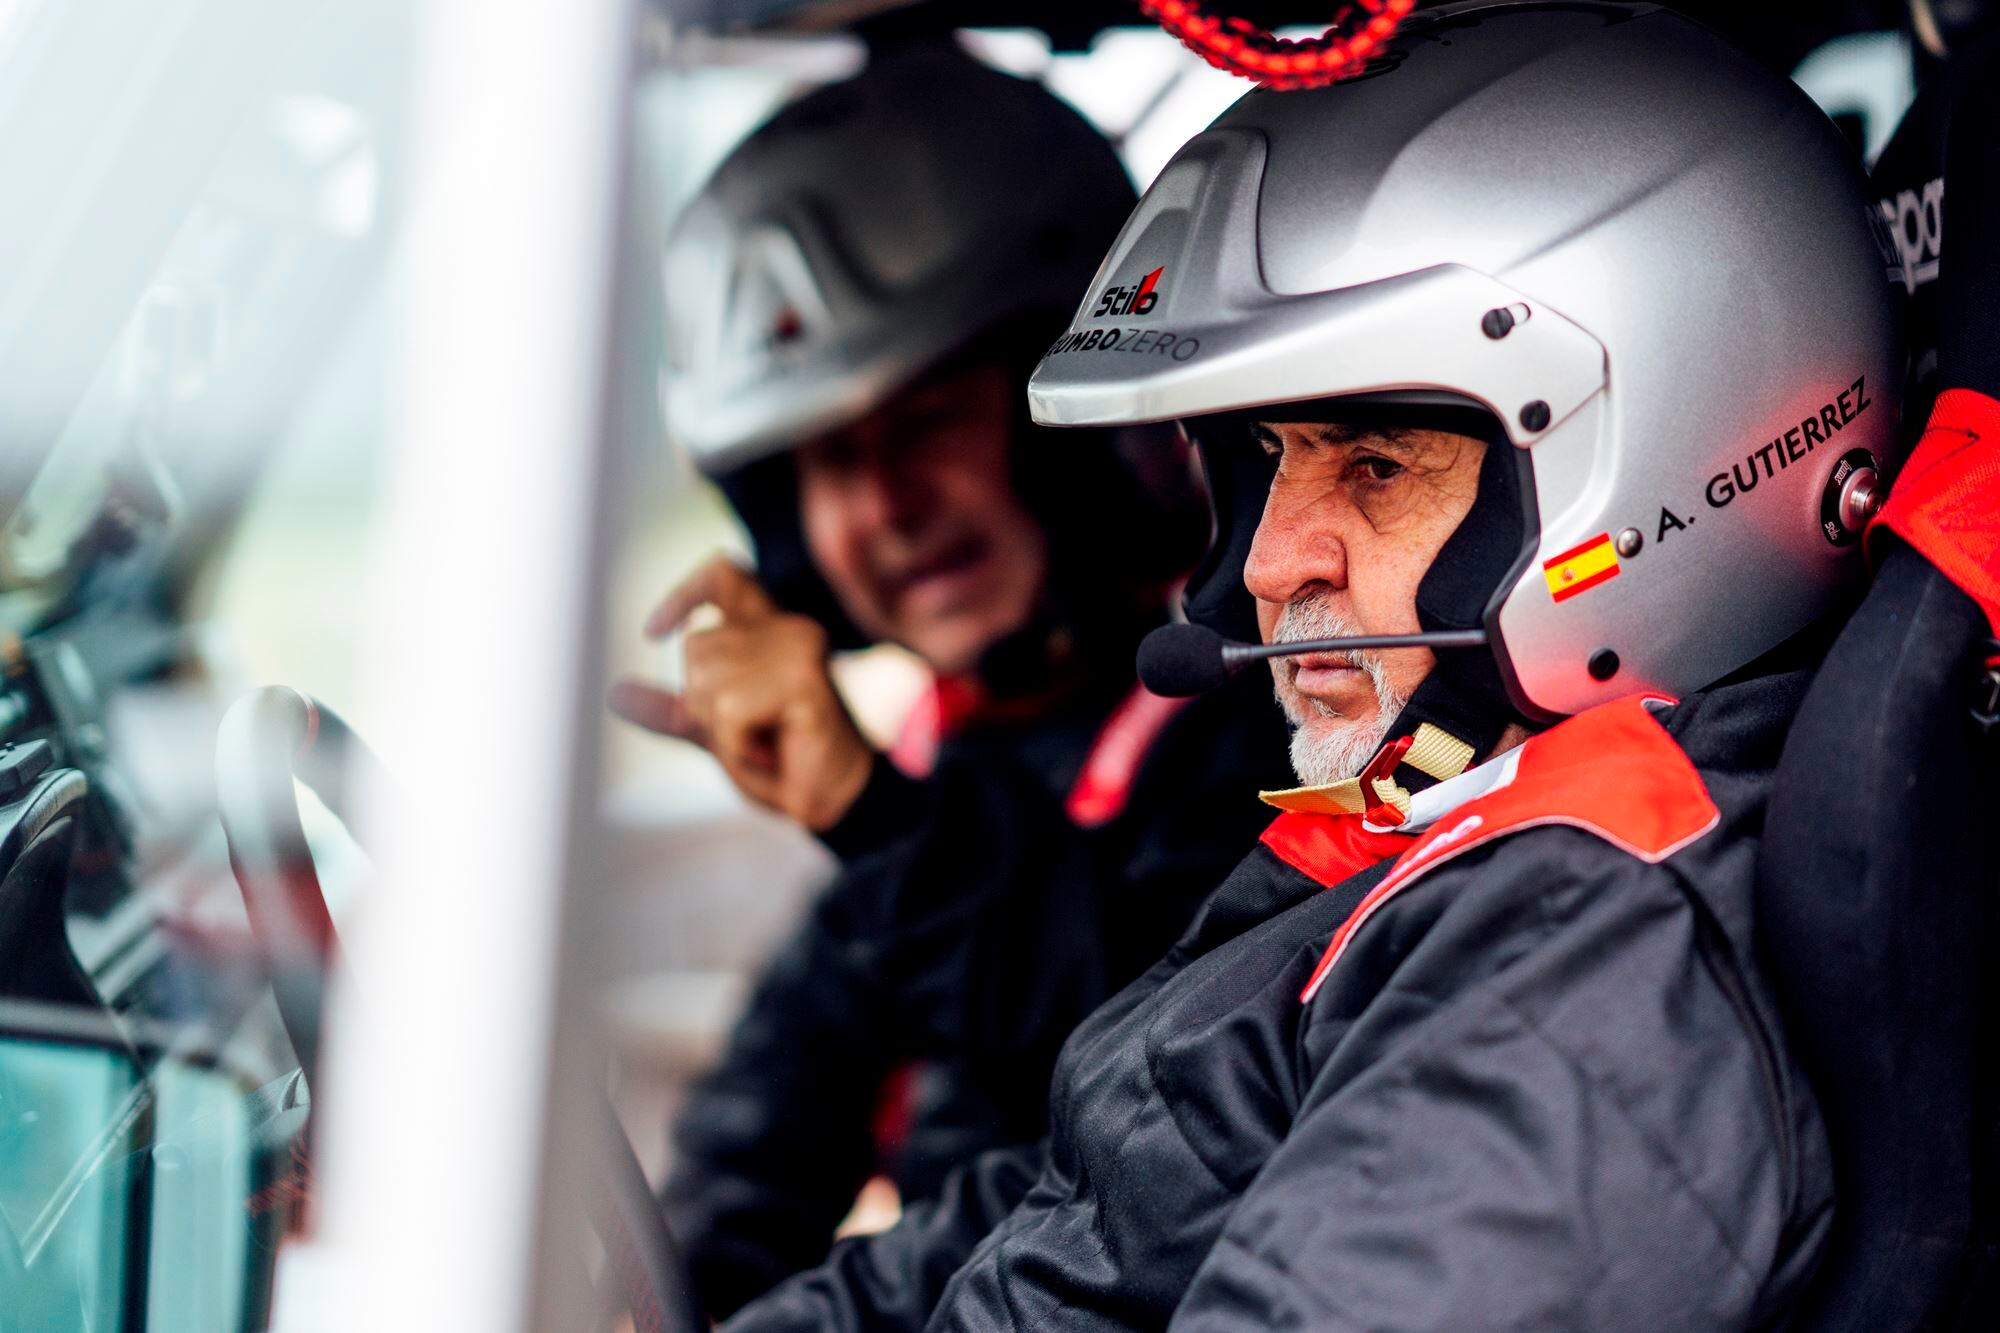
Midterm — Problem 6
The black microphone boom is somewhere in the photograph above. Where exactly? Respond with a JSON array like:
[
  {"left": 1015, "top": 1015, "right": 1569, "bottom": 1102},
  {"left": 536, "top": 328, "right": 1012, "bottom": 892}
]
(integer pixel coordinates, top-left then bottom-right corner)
[{"left": 1137, "top": 622, "right": 1490, "bottom": 698}]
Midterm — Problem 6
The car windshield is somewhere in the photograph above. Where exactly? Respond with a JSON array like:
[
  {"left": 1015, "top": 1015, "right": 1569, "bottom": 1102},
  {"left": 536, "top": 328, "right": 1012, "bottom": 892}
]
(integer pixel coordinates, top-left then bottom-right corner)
[{"left": 0, "top": 0, "right": 408, "bottom": 1323}]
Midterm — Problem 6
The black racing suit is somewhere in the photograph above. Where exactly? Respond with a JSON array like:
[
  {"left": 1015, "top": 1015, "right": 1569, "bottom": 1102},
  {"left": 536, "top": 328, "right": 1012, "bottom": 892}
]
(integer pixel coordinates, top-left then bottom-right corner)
[
  {"left": 726, "top": 670, "right": 1834, "bottom": 1331},
  {"left": 664, "top": 665, "right": 1293, "bottom": 1317}
]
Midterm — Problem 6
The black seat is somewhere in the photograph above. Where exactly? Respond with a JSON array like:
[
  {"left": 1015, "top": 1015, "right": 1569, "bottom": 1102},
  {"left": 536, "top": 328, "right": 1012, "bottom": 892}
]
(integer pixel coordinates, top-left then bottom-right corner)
[
  {"left": 1757, "top": 541, "right": 1998, "bottom": 1329},
  {"left": 1760, "top": 33, "right": 2000, "bottom": 1325}
]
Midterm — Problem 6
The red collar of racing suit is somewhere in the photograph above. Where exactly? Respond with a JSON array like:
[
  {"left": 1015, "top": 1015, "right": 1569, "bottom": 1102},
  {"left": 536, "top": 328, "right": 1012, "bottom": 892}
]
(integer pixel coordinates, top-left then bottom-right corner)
[
  {"left": 1259, "top": 694, "right": 1723, "bottom": 1004},
  {"left": 888, "top": 676, "right": 987, "bottom": 777},
  {"left": 892, "top": 676, "right": 1193, "bottom": 828}
]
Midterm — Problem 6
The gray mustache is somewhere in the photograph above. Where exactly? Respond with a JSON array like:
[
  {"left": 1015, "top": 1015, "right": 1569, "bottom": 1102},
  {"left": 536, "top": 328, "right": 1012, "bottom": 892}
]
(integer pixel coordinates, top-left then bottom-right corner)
[{"left": 1272, "top": 598, "right": 1375, "bottom": 672}]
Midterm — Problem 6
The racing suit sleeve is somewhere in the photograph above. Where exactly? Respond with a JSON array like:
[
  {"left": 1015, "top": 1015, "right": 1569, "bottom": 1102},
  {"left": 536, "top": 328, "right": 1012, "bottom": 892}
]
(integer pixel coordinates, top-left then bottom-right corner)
[
  {"left": 661, "top": 884, "right": 898, "bottom": 1320},
  {"left": 816, "top": 755, "right": 934, "bottom": 864},
  {"left": 662, "top": 736, "right": 1078, "bottom": 1317},
  {"left": 1168, "top": 839, "right": 1829, "bottom": 1332},
  {"left": 664, "top": 713, "right": 1100, "bottom": 1318},
  {"left": 721, "top": 1140, "right": 1048, "bottom": 1333}
]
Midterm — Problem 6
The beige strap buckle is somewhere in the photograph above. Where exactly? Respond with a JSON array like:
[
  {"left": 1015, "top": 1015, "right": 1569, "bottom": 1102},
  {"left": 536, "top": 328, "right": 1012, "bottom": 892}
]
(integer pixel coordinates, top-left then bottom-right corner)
[{"left": 1259, "top": 722, "right": 1477, "bottom": 825}]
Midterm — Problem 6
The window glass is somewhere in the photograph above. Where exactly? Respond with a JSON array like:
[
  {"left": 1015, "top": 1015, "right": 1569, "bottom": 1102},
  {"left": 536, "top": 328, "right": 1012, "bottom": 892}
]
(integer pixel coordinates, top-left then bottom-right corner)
[{"left": 0, "top": 0, "right": 411, "bottom": 1323}]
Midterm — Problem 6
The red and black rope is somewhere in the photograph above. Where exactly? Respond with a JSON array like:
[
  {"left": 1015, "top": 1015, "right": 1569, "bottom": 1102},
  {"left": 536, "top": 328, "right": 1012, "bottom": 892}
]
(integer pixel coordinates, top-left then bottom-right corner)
[{"left": 1138, "top": 0, "right": 1419, "bottom": 89}]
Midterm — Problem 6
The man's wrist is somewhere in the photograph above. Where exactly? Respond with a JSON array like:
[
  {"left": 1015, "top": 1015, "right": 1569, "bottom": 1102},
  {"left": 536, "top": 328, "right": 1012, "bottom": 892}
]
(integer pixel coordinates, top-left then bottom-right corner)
[
  {"left": 803, "top": 740, "right": 877, "bottom": 833},
  {"left": 816, "top": 754, "right": 930, "bottom": 860}
]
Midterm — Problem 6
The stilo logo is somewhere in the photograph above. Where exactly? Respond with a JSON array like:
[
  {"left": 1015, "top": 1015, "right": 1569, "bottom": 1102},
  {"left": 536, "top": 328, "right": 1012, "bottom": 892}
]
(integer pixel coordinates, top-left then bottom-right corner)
[{"left": 1093, "top": 266, "right": 1164, "bottom": 319}]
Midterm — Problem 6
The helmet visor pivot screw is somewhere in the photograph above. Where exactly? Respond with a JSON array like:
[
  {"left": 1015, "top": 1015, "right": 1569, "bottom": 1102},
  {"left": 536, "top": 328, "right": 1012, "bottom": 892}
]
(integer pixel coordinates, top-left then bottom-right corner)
[
  {"left": 1615, "top": 528, "right": 1644, "bottom": 559},
  {"left": 1519, "top": 400, "right": 1552, "bottom": 432},
  {"left": 1481, "top": 303, "right": 1532, "bottom": 340},
  {"left": 1588, "top": 649, "right": 1621, "bottom": 682},
  {"left": 1838, "top": 466, "right": 1881, "bottom": 532}
]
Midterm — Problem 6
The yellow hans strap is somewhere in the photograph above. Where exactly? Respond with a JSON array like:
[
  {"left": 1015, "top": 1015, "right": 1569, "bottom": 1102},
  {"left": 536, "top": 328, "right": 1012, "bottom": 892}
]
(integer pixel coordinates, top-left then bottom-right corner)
[
  {"left": 1259, "top": 779, "right": 1405, "bottom": 820},
  {"left": 1403, "top": 724, "right": 1477, "bottom": 781},
  {"left": 1259, "top": 723, "right": 1477, "bottom": 821}
]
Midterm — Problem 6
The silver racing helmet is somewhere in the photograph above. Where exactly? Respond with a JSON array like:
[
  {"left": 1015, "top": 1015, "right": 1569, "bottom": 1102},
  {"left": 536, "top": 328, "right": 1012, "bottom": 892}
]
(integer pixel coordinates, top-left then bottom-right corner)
[
  {"left": 1028, "top": 0, "right": 1902, "bottom": 723},
  {"left": 662, "top": 40, "right": 1141, "bottom": 475}
]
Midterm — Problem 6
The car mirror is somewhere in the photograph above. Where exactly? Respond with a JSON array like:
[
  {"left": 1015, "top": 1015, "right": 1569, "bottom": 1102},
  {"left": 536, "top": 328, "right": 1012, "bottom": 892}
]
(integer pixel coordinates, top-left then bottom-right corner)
[{"left": 0, "top": 1000, "right": 290, "bottom": 1332}]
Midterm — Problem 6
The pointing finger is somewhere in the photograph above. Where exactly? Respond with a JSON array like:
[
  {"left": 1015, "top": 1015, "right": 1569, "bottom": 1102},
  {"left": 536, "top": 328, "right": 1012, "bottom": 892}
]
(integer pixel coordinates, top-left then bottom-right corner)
[
  {"left": 608, "top": 678, "right": 708, "bottom": 746},
  {"left": 646, "top": 555, "right": 777, "bottom": 637}
]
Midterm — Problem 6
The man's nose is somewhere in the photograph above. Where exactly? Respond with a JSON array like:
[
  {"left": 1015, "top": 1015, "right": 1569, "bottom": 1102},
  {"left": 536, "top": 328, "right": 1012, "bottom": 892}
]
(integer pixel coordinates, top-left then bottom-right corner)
[{"left": 1244, "top": 482, "right": 1349, "bottom": 606}]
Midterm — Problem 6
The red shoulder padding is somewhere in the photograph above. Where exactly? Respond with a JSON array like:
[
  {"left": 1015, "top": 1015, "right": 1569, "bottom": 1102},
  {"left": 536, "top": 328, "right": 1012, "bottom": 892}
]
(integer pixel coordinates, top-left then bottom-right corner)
[
  {"left": 1259, "top": 811, "right": 1415, "bottom": 889},
  {"left": 1300, "top": 696, "right": 1720, "bottom": 1002},
  {"left": 1871, "top": 387, "right": 2000, "bottom": 635},
  {"left": 1066, "top": 687, "right": 1193, "bottom": 828}
]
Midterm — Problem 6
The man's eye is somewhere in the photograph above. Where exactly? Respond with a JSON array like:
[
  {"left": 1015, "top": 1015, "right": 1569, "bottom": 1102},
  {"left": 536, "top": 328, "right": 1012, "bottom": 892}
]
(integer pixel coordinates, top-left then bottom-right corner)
[{"left": 1352, "top": 454, "right": 1405, "bottom": 482}]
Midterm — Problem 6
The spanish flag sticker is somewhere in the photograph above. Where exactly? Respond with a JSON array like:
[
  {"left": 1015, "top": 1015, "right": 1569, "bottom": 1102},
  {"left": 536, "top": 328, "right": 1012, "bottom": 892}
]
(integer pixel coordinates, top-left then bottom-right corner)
[{"left": 1543, "top": 533, "right": 1620, "bottom": 603}]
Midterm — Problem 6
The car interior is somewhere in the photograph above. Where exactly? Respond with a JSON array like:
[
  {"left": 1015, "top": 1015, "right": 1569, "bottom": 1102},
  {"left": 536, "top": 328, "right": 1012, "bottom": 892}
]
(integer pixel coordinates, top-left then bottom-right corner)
[{"left": 0, "top": 0, "right": 1992, "bottom": 1329}]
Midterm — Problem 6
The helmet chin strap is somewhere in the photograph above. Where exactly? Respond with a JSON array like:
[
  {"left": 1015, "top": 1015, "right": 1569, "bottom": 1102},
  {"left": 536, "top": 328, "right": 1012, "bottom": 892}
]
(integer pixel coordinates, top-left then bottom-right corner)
[
  {"left": 1368, "top": 672, "right": 1512, "bottom": 793},
  {"left": 1373, "top": 426, "right": 1537, "bottom": 793},
  {"left": 1260, "top": 720, "right": 1477, "bottom": 824}
]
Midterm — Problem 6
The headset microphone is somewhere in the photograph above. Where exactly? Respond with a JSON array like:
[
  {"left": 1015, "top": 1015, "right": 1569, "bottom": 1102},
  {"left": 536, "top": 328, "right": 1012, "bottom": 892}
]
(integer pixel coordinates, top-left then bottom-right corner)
[{"left": 1136, "top": 623, "right": 1490, "bottom": 698}]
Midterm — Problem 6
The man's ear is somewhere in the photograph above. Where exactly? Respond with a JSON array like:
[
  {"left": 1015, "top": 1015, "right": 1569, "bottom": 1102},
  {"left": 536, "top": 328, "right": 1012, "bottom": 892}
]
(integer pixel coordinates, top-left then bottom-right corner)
[
  {"left": 1413, "top": 430, "right": 1526, "bottom": 636},
  {"left": 1396, "top": 424, "right": 1539, "bottom": 770}
]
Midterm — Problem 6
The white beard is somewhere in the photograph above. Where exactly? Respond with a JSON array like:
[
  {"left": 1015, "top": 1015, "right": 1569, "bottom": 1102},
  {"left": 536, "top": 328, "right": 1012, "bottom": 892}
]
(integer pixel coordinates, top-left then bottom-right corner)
[{"left": 1270, "top": 595, "right": 1411, "bottom": 787}]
